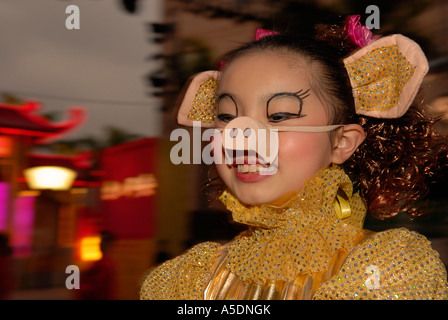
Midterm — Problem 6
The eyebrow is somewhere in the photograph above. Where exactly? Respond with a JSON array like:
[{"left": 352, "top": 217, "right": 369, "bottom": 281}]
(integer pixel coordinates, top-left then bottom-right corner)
[
  {"left": 266, "top": 89, "right": 311, "bottom": 104},
  {"left": 217, "top": 89, "right": 311, "bottom": 115},
  {"left": 217, "top": 93, "right": 234, "bottom": 100},
  {"left": 217, "top": 93, "right": 239, "bottom": 116}
]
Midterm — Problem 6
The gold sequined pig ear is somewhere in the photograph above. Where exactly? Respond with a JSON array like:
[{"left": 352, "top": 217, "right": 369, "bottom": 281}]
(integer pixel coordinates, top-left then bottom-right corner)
[
  {"left": 177, "top": 70, "right": 220, "bottom": 127},
  {"left": 343, "top": 34, "right": 429, "bottom": 119}
]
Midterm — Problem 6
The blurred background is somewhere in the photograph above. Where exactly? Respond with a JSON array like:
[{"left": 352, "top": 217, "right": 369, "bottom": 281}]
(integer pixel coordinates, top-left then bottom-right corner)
[{"left": 0, "top": 0, "right": 447, "bottom": 300}]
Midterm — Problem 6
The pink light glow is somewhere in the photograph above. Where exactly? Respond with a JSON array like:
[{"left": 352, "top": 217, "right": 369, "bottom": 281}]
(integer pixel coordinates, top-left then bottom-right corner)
[
  {"left": 0, "top": 182, "right": 9, "bottom": 231},
  {"left": 12, "top": 195, "right": 36, "bottom": 258}
]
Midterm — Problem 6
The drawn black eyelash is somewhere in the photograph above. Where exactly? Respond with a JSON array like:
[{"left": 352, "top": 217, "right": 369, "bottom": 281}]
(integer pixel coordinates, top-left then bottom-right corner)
[
  {"left": 295, "top": 88, "right": 311, "bottom": 100},
  {"left": 267, "top": 88, "right": 311, "bottom": 105},
  {"left": 266, "top": 88, "right": 311, "bottom": 121}
]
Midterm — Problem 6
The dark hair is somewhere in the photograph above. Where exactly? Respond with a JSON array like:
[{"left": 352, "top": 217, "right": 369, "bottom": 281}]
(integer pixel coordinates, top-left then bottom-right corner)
[{"left": 218, "top": 26, "right": 448, "bottom": 220}]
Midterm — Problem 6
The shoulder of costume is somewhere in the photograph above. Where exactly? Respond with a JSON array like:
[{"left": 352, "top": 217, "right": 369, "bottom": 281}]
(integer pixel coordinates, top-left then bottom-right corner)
[
  {"left": 346, "top": 227, "right": 444, "bottom": 269},
  {"left": 313, "top": 228, "right": 448, "bottom": 300},
  {"left": 139, "top": 241, "right": 221, "bottom": 300}
]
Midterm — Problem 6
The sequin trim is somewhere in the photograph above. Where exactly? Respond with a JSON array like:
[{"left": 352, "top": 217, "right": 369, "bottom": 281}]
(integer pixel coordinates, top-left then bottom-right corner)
[
  {"left": 219, "top": 165, "right": 367, "bottom": 284},
  {"left": 345, "top": 44, "right": 416, "bottom": 113},
  {"left": 313, "top": 228, "right": 448, "bottom": 300},
  {"left": 139, "top": 242, "right": 220, "bottom": 300},
  {"left": 186, "top": 78, "right": 218, "bottom": 123}
]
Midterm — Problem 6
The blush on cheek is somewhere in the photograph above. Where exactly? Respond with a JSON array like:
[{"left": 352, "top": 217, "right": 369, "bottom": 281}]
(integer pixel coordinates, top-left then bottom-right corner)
[{"left": 278, "top": 132, "right": 333, "bottom": 172}]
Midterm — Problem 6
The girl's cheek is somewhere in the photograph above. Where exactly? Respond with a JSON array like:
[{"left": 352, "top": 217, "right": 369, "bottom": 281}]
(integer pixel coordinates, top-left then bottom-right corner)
[
  {"left": 278, "top": 133, "right": 332, "bottom": 168},
  {"left": 279, "top": 133, "right": 314, "bottom": 157}
]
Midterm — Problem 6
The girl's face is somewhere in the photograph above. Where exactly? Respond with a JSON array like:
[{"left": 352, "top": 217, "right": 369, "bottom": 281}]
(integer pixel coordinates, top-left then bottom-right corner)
[{"left": 215, "top": 50, "right": 337, "bottom": 205}]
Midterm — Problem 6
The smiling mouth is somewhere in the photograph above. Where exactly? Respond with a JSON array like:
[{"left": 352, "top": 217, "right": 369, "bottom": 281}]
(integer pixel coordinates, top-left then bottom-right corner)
[
  {"left": 234, "top": 163, "right": 277, "bottom": 174},
  {"left": 231, "top": 155, "right": 278, "bottom": 175}
]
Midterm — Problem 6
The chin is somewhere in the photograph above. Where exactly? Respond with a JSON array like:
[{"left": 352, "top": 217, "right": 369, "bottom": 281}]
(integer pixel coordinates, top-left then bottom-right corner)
[
  {"left": 217, "top": 165, "right": 286, "bottom": 205},
  {"left": 228, "top": 182, "right": 283, "bottom": 206},
  {"left": 233, "top": 193, "right": 274, "bottom": 206}
]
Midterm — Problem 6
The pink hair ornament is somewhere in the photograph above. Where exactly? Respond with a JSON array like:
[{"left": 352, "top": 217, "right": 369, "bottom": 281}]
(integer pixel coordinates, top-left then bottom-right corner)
[
  {"left": 345, "top": 15, "right": 381, "bottom": 47},
  {"left": 254, "top": 28, "right": 280, "bottom": 41}
]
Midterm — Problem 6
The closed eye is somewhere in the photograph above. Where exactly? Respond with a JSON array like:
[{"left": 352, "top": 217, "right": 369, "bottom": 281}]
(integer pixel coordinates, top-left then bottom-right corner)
[
  {"left": 268, "top": 112, "right": 306, "bottom": 123},
  {"left": 217, "top": 113, "right": 237, "bottom": 123},
  {"left": 266, "top": 89, "right": 310, "bottom": 123},
  {"left": 217, "top": 93, "right": 238, "bottom": 123}
]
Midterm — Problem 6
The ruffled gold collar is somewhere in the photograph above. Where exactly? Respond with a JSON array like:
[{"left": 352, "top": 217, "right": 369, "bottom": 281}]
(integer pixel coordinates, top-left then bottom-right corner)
[{"left": 219, "top": 164, "right": 367, "bottom": 285}]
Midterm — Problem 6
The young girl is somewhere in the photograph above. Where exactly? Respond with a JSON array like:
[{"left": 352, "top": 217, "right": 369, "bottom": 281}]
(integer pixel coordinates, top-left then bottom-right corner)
[{"left": 140, "top": 16, "right": 448, "bottom": 300}]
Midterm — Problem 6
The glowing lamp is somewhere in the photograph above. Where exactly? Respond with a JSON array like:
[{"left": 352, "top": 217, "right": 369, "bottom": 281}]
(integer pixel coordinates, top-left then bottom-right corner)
[
  {"left": 24, "top": 166, "right": 77, "bottom": 191},
  {"left": 80, "top": 236, "right": 102, "bottom": 261}
]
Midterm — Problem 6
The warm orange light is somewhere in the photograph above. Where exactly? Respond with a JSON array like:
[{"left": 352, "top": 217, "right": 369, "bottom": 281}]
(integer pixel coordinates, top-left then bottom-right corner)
[
  {"left": 80, "top": 236, "right": 102, "bottom": 261},
  {"left": 24, "top": 166, "right": 77, "bottom": 190},
  {"left": 0, "top": 136, "right": 12, "bottom": 157}
]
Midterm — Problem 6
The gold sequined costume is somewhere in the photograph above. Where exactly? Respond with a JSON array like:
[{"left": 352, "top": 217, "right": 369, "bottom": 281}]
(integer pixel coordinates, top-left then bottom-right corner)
[{"left": 140, "top": 165, "right": 448, "bottom": 300}]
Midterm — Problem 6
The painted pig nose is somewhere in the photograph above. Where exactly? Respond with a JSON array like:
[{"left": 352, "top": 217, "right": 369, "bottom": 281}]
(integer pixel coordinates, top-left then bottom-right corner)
[{"left": 221, "top": 117, "right": 278, "bottom": 165}]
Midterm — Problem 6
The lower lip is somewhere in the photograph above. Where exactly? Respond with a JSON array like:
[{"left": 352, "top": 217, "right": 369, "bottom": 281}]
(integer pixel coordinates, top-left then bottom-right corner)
[{"left": 234, "top": 167, "right": 272, "bottom": 183}]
